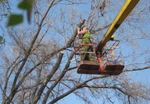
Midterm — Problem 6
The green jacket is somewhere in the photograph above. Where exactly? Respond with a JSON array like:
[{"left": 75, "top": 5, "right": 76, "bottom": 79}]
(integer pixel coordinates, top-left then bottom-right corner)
[{"left": 82, "top": 30, "right": 90, "bottom": 42}]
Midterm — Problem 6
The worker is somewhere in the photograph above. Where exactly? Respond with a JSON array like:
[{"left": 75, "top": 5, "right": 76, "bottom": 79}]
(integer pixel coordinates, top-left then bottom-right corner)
[
  {"left": 107, "top": 49, "right": 115, "bottom": 59},
  {"left": 77, "top": 26, "right": 94, "bottom": 61}
]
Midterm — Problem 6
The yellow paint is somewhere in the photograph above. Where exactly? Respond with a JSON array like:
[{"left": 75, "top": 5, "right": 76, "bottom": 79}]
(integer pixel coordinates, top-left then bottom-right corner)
[{"left": 101, "top": 0, "right": 139, "bottom": 43}]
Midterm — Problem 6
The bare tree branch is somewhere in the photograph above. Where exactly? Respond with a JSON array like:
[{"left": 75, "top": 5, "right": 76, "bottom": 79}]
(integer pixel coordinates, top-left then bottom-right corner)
[
  {"left": 49, "top": 75, "right": 108, "bottom": 104},
  {"left": 4, "top": 0, "right": 56, "bottom": 103},
  {"left": 31, "top": 51, "right": 64, "bottom": 104},
  {"left": 124, "top": 66, "right": 150, "bottom": 72}
]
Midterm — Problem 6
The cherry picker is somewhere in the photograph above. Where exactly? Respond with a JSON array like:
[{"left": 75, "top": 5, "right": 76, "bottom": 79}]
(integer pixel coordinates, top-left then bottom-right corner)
[{"left": 75, "top": 0, "right": 139, "bottom": 75}]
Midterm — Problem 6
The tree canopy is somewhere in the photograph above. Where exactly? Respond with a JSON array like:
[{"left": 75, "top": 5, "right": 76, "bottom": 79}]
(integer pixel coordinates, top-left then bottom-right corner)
[{"left": 0, "top": 0, "right": 150, "bottom": 104}]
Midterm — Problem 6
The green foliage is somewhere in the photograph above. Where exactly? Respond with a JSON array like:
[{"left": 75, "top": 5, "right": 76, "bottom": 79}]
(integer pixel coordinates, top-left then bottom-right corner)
[
  {"left": 0, "top": 36, "right": 3, "bottom": 41},
  {"left": 0, "top": 0, "right": 6, "bottom": 2},
  {"left": 7, "top": 14, "right": 23, "bottom": 26},
  {"left": 18, "top": 0, "right": 32, "bottom": 10},
  {"left": 7, "top": 0, "right": 33, "bottom": 26},
  {"left": 0, "top": 36, "right": 4, "bottom": 44}
]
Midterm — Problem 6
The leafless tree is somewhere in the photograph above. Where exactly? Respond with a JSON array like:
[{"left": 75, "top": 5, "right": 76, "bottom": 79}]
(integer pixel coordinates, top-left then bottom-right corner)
[{"left": 0, "top": 0, "right": 150, "bottom": 104}]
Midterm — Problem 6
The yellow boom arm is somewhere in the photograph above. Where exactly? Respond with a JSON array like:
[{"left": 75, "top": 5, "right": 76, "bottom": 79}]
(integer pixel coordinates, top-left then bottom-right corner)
[{"left": 97, "top": 0, "right": 139, "bottom": 52}]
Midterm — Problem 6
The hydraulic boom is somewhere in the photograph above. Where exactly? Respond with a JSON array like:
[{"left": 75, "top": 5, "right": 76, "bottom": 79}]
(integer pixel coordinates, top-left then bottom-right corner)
[{"left": 96, "top": 0, "right": 139, "bottom": 53}]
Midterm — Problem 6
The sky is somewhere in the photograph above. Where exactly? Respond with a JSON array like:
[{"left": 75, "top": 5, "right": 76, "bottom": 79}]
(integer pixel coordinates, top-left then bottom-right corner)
[
  {"left": 63, "top": 0, "right": 150, "bottom": 103},
  {"left": 0, "top": 0, "right": 150, "bottom": 104}
]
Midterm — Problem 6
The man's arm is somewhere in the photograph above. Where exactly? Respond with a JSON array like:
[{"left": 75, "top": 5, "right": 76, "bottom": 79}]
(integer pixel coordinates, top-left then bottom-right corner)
[{"left": 77, "top": 27, "right": 87, "bottom": 35}]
